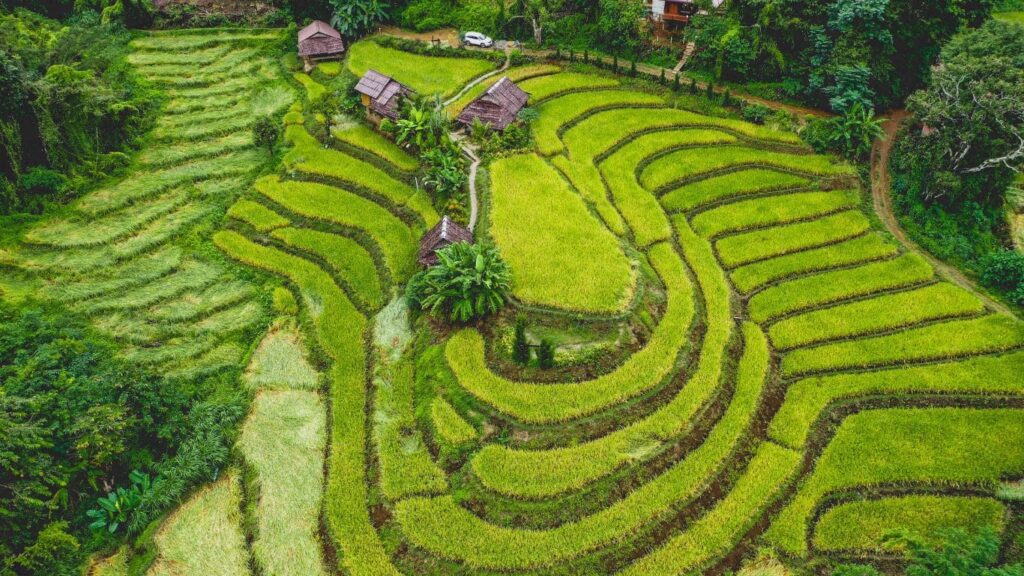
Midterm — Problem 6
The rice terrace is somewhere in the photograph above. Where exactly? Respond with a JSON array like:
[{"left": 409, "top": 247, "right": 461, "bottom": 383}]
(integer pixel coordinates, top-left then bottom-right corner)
[{"left": 1, "top": 2, "right": 1023, "bottom": 576}]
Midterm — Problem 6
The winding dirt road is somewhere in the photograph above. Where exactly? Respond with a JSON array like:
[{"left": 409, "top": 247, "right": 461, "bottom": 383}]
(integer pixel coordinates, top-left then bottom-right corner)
[{"left": 870, "top": 110, "right": 1016, "bottom": 317}]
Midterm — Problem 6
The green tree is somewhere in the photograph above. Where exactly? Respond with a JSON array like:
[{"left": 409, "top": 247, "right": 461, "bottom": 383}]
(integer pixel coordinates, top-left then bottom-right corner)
[
  {"left": 329, "top": 0, "right": 387, "bottom": 38},
  {"left": 252, "top": 115, "right": 280, "bottom": 152},
  {"left": 419, "top": 242, "right": 512, "bottom": 322},
  {"left": 537, "top": 339, "right": 555, "bottom": 368},
  {"left": 597, "top": 0, "right": 650, "bottom": 56},
  {"left": 513, "top": 316, "right": 530, "bottom": 365}
]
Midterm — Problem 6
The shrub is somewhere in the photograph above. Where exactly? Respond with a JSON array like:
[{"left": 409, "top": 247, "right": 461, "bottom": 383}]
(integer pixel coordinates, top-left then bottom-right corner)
[
  {"left": 7, "top": 522, "right": 80, "bottom": 576},
  {"left": 87, "top": 470, "right": 154, "bottom": 535},
  {"left": 537, "top": 339, "right": 555, "bottom": 369},
  {"left": 513, "top": 316, "right": 530, "bottom": 365},
  {"left": 252, "top": 115, "right": 281, "bottom": 151},
  {"left": 981, "top": 250, "right": 1024, "bottom": 305},
  {"left": 419, "top": 242, "right": 512, "bottom": 323},
  {"left": 15, "top": 168, "right": 68, "bottom": 213},
  {"left": 741, "top": 102, "right": 770, "bottom": 124}
]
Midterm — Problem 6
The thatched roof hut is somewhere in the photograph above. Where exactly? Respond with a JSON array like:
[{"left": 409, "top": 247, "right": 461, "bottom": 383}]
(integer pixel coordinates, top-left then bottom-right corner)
[
  {"left": 354, "top": 69, "right": 415, "bottom": 123},
  {"left": 457, "top": 77, "right": 529, "bottom": 131},
  {"left": 418, "top": 216, "right": 473, "bottom": 266},
  {"left": 298, "top": 20, "right": 345, "bottom": 61}
]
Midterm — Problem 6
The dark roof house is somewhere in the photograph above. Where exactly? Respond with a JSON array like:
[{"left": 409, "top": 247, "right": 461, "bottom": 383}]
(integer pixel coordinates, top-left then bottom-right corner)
[
  {"left": 298, "top": 20, "right": 345, "bottom": 60},
  {"left": 457, "top": 77, "right": 529, "bottom": 131},
  {"left": 354, "top": 70, "right": 415, "bottom": 122},
  {"left": 418, "top": 216, "right": 474, "bottom": 266}
]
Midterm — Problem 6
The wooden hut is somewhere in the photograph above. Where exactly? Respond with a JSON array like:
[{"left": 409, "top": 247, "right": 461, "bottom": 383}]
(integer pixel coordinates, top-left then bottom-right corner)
[
  {"left": 456, "top": 77, "right": 529, "bottom": 131},
  {"left": 354, "top": 70, "right": 415, "bottom": 126},
  {"left": 418, "top": 216, "right": 473, "bottom": 267},
  {"left": 297, "top": 20, "right": 345, "bottom": 69}
]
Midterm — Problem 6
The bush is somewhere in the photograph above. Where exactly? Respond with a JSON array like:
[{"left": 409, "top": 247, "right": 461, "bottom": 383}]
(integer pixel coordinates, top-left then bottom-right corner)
[
  {"left": 981, "top": 250, "right": 1024, "bottom": 305},
  {"left": 7, "top": 522, "right": 80, "bottom": 576},
  {"left": 15, "top": 168, "right": 68, "bottom": 213},
  {"left": 513, "top": 316, "right": 530, "bottom": 365},
  {"left": 253, "top": 115, "right": 281, "bottom": 152},
  {"left": 419, "top": 242, "right": 512, "bottom": 323},
  {"left": 537, "top": 339, "right": 555, "bottom": 369},
  {"left": 741, "top": 102, "right": 770, "bottom": 124}
]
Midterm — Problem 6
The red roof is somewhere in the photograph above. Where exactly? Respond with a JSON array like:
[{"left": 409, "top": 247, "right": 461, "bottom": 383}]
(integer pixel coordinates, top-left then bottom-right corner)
[
  {"left": 457, "top": 77, "right": 529, "bottom": 131},
  {"left": 418, "top": 216, "right": 474, "bottom": 266}
]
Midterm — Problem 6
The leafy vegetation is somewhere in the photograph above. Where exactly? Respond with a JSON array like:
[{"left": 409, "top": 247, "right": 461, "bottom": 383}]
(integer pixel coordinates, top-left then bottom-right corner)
[
  {"left": 892, "top": 20, "right": 1024, "bottom": 307},
  {"left": 409, "top": 242, "right": 512, "bottom": 322},
  {"left": 0, "top": 9, "right": 160, "bottom": 214}
]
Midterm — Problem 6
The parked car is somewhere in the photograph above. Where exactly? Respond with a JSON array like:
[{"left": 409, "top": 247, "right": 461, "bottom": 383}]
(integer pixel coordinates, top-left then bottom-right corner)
[{"left": 463, "top": 32, "right": 494, "bottom": 48}]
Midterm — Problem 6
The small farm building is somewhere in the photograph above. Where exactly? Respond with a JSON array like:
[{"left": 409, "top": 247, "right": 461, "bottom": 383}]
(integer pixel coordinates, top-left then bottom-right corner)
[
  {"left": 354, "top": 70, "right": 415, "bottom": 126},
  {"left": 297, "top": 20, "right": 345, "bottom": 68},
  {"left": 456, "top": 77, "right": 529, "bottom": 131},
  {"left": 418, "top": 216, "right": 473, "bottom": 267}
]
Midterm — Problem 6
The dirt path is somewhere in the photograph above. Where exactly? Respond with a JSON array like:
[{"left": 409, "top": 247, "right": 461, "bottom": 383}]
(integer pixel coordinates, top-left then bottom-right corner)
[
  {"left": 870, "top": 110, "right": 1016, "bottom": 317},
  {"left": 463, "top": 146, "right": 481, "bottom": 231}
]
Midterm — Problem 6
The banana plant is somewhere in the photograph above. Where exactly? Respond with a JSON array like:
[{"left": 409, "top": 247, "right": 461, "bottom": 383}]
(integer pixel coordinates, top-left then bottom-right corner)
[{"left": 86, "top": 470, "right": 152, "bottom": 534}]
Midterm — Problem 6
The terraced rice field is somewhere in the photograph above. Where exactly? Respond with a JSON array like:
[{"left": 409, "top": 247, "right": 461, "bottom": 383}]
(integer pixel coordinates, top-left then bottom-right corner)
[{"left": 38, "top": 32, "right": 1024, "bottom": 576}]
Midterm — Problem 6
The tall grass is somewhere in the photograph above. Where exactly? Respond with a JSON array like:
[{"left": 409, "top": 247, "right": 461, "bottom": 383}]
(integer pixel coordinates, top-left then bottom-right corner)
[
  {"left": 813, "top": 495, "right": 1006, "bottom": 553},
  {"left": 642, "top": 146, "right": 853, "bottom": 191},
  {"left": 396, "top": 324, "right": 770, "bottom": 569},
  {"left": 373, "top": 359, "right": 448, "bottom": 501},
  {"left": 770, "top": 283, "right": 986, "bottom": 350},
  {"left": 729, "top": 234, "right": 899, "bottom": 294},
  {"left": 228, "top": 199, "right": 290, "bottom": 232},
  {"left": 332, "top": 121, "right": 419, "bottom": 172},
  {"left": 768, "top": 350, "right": 1024, "bottom": 450},
  {"left": 747, "top": 253, "right": 933, "bottom": 323},
  {"left": 490, "top": 154, "right": 635, "bottom": 313},
  {"left": 716, "top": 211, "right": 870, "bottom": 268},
  {"left": 691, "top": 190, "right": 859, "bottom": 238},
  {"left": 446, "top": 242, "right": 693, "bottom": 424},
  {"left": 535, "top": 90, "right": 665, "bottom": 155},
  {"left": 781, "top": 314, "right": 1024, "bottom": 376},
  {"left": 245, "top": 323, "right": 320, "bottom": 391},
  {"left": 255, "top": 176, "right": 418, "bottom": 282},
  {"left": 272, "top": 227, "right": 385, "bottom": 310},
  {"left": 660, "top": 168, "right": 810, "bottom": 212},
  {"left": 600, "top": 130, "right": 731, "bottom": 246},
  {"left": 765, "top": 408, "right": 1024, "bottom": 556},
  {"left": 238, "top": 391, "right": 327, "bottom": 576},
  {"left": 148, "top": 473, "right": 249, "bottom": 576},
  {"left": 621, "top": 442, "right": 802, "bottom": 576},
  {"left": 284, "top": 125, "right": 439, "bottom": 226},
  {"left": 347, "top": 39, "right": 495, "bottom": 98},
  {"left": 518, "top": 72, "right": 620, "bottom": 102},
  {"left": 470, "top": 222, "right": 730, "bottom": 498},
  {"left": 213, "top": 231, "right": 400, "bottom": 575}
]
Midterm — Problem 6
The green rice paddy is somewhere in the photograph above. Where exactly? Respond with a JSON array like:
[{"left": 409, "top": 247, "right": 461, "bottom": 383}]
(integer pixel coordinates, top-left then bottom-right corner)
[{"left": 41, "top": 29, "right": 1023, "bottom": 576}]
